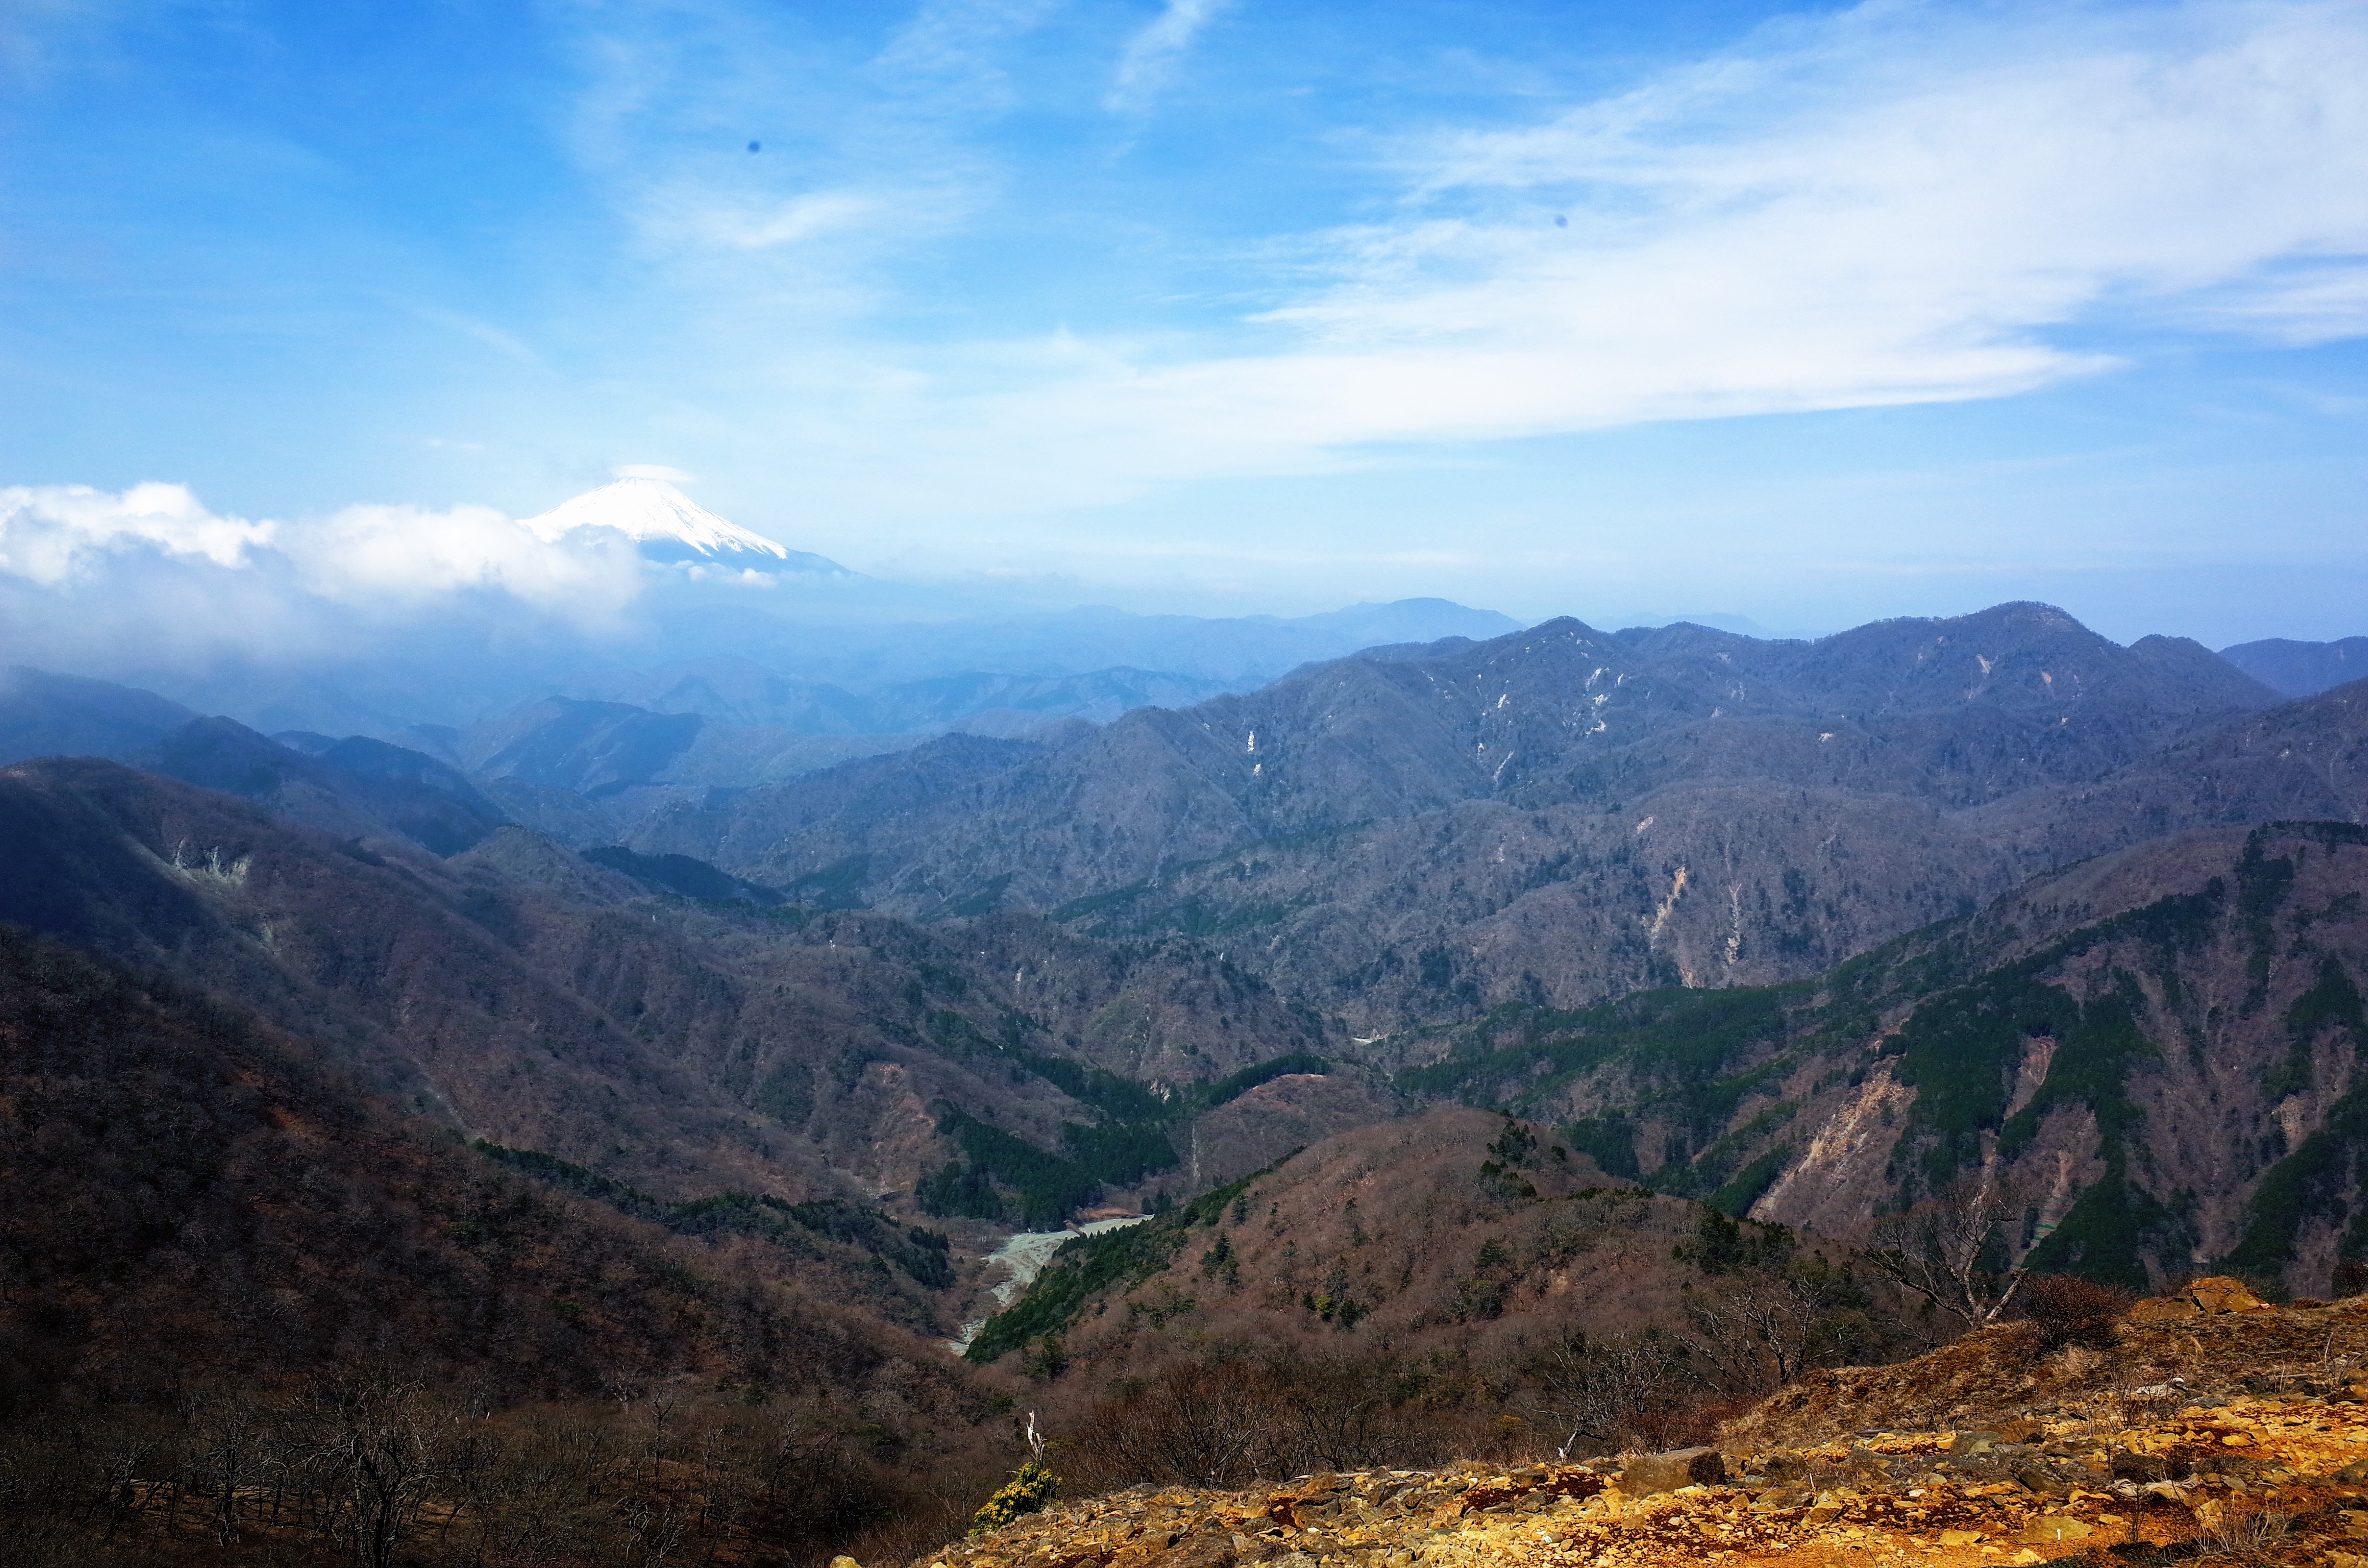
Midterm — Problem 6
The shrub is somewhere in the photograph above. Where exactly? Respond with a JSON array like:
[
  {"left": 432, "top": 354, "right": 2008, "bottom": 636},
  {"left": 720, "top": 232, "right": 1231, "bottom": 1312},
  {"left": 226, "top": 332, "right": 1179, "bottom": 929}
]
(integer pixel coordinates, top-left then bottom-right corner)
[
  {"left": 2020, "top": 1273, "right": 2132, "bottom": 1351},
  {"left": 1060, "top": 1353, "right": 1485, "bottom": 1490},
  {"left": 969, "top": 1460, "right": 1060, "bottom": 1536}
]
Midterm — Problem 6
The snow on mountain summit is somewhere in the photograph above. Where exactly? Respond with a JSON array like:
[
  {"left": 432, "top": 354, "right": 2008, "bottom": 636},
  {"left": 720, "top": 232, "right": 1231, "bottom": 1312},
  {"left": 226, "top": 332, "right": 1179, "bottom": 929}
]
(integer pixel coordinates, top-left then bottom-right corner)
[{"left": 520, "top": 479, "right": 850, "bottom": 574}]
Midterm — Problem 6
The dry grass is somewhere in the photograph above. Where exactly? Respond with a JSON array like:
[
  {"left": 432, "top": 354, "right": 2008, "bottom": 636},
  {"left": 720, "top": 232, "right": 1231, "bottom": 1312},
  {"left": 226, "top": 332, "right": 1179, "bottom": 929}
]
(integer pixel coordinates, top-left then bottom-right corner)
[{"left": 2186, "top": 1508, "right": 2293, "bottom": 1562}]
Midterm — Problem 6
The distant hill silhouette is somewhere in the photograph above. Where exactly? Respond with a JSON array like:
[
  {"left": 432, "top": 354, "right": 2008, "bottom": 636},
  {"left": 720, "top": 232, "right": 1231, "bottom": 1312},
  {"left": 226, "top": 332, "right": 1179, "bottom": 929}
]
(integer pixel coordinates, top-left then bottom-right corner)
[{"left": 2222, "top": 634, "right": 2368, "bottom": 697}]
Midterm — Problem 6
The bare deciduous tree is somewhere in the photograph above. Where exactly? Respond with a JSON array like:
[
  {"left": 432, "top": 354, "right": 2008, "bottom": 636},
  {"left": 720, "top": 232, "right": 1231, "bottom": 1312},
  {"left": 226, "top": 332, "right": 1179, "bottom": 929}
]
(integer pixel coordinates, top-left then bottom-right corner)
[
  {"left": 1860, "top": 1177, "right": 2032, "bottom": 1330},
  {"left": 1076, "top": 1361, "right": 1275, "bottom": 1489},
  {"left": 297, "top": 1368, "right": 454, "bottom": 1568},
  {"left": 182, "top": 1390, "right": 288, "bottom": 1547},
  {"left": 1523, "top": 1329, "right": 1703, "bottom": 1457},
  {"left": 1682, "top": 1262, "right": 1872, "bottom": 1393}
]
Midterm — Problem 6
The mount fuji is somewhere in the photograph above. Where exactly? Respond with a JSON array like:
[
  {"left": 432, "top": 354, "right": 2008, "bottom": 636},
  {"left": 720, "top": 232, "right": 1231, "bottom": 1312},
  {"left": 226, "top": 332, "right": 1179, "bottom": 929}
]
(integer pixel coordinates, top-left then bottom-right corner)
[{"left": 521, "top": 478, "right": 853, "bottom": 576}]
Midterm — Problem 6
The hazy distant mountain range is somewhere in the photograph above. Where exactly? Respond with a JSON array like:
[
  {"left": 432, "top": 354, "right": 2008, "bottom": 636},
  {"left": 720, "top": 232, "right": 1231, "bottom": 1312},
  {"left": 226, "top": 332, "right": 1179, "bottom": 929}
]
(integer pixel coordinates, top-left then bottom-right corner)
[
  {"left": 11, "top": 606, "right": 2366, "bottom": 1036},
  {"left": 121, "top": 593, "right": 1526, "bottom": 740}
]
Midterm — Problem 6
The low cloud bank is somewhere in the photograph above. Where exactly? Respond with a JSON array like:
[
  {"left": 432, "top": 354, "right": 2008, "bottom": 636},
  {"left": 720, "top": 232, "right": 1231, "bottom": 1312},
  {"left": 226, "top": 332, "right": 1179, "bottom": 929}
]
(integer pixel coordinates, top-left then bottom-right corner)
[{"left": 0, "top": 482, "right": 645, "bottom": 674}]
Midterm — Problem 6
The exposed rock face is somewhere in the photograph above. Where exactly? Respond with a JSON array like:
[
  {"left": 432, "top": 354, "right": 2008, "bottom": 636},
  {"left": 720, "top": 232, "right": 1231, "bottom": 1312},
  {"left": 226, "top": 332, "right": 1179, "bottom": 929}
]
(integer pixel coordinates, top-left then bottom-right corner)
[
  {"left": 1727, "top": 1294, "right": 2368, "bottom": 1443},
  {"left": 2135, "top": 1276, "right": 2281, "bottom": 1318},
  {"left": 1403, "top": 821, "right": 2368, "bottom": 1295},
  {"left": 912, "top": 1392, "right": 2356, "bottom": 1568}
]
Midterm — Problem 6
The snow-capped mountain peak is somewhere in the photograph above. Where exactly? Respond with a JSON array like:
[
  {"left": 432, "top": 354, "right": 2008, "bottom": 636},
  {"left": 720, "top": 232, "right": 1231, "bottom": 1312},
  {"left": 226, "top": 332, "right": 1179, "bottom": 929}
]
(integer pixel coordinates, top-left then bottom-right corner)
[{"left": 520, "top": 479, "right": 849, "bottom": 574}]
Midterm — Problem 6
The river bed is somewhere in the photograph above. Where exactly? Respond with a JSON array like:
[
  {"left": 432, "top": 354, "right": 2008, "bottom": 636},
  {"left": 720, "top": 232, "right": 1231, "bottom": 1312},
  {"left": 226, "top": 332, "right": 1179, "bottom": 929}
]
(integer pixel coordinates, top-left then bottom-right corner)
[{"left": 946, "top": 1216, "right": 1149, "bottom": 1355}]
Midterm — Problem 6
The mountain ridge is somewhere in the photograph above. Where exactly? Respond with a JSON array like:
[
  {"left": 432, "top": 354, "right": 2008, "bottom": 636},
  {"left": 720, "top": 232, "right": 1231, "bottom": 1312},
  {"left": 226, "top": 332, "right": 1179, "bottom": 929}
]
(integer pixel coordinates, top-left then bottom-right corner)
[{"left": 615, "top": 601, "right": 2289, "bottom": 1028}]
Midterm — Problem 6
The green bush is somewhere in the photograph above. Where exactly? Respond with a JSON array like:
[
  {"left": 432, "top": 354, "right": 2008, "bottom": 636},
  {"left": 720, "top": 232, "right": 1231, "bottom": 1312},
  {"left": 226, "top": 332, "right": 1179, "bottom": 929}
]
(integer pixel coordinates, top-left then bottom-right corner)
[{"left": 969, "top": 1460, "right": 1060, "bottom": 1535}]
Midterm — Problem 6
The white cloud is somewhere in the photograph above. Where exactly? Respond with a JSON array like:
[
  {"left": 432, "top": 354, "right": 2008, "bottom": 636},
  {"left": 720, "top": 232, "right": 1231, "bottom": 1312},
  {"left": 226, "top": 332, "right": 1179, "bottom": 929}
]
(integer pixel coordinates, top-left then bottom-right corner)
[
  {"left": 940, "top": 0, "right": 2368, "bottom": 492},
  {"left": 0, "top": 482, "right": 274, "bottom": 586},
  {"left": 283, "top": 501, "right": 641, "bottom": 620},
  {"left": 1107, "top": 0, "right": 1229, "bottom": 111},
  {"left": 24, "top": 0, "right": 2359, "bottom": 620},
  {"left": 612, "top": 464, "right": 699, "bottom": 482},
  {"left": 0, "top": 484, "right": 644, "bottom": 671},
  {"left": 659, "top": 188, "right": 886, "bottom": 253}
]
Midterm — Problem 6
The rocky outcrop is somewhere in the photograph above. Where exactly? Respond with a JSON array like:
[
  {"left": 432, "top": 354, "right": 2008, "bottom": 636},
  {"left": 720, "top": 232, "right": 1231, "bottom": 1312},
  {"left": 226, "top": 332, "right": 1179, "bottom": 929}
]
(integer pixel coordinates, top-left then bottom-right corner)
[
  {"left": 2129, "top": 1275, "right": 2278, "bottom": 1321},
  {"left": 1615, "top": 1447, "right": 1725, "bottom": 1495}
]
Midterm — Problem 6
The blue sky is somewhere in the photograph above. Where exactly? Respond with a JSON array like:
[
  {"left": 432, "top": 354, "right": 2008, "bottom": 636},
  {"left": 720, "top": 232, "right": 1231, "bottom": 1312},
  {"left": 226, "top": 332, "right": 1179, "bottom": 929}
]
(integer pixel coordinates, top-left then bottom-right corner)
[{"left": 4, "top": 0, "right": 2367, "bottom": 645}]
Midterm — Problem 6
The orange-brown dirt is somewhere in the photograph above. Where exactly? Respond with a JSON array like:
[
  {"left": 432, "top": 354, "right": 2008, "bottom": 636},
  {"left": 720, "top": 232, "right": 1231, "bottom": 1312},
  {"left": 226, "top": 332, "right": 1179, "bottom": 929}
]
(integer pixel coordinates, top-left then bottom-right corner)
[{"left": 914, "top": 1288, "right": 2368, "bottom": 1568}]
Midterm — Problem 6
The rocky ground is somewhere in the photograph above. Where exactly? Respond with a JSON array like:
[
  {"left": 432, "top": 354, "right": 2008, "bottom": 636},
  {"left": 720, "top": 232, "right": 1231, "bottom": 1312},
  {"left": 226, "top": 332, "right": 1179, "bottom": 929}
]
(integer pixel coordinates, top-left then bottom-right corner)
[{"left": 910, "top": 1282, "right": 2368, "bottom": 1568}]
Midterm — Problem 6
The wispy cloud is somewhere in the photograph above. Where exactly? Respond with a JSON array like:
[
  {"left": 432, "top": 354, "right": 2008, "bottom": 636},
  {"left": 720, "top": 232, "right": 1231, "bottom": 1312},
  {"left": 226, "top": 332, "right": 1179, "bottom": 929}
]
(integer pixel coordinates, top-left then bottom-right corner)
[
  {"left": 962, "top": 0, "right": 2368, "bottom": 491},
  {"left": 409, "top": 306, "right": 545, "bottom": 366},
  {"left": 549, "top": 0, "right": 1000, "bottom": 334},
  {"left": 517, "top": 0, "right": 2368, "bottom": 525},
  {"left": 877, "top": 0, "right": 1065, "bottom": 104},
  {"left": 1106, "top": 0, "right": 1229, "bottom": 111},
  {"left": 13, "top": 0, "right": 2367, "bottom": 625},
  {"left": 652, "top": 188, "right": 886, "bottom": 253},
  {"left": 2181, "top": 258, "right": 2368, "bottom": 344}
]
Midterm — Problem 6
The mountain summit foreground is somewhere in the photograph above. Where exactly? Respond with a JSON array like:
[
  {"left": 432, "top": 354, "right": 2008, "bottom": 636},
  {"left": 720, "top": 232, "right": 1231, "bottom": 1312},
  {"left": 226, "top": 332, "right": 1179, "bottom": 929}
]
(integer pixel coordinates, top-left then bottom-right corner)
[{"left": 919, "top": 1284, "right": 2368, "bottom": 1568}]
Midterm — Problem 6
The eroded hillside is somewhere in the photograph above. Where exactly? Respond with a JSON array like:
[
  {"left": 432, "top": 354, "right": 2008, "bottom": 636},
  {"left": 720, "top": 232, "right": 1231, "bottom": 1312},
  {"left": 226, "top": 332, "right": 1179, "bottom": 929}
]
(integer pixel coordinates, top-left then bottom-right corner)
[{"left": 1402, "top": 821, "right": 2368, "bottom": 1296}]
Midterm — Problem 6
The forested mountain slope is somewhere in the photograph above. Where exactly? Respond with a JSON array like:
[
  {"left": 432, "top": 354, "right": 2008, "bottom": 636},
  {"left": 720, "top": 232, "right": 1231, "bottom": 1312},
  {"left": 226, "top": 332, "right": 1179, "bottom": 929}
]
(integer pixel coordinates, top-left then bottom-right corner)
[
  {"left": 959, "top": 1107, "right": 1899, "bottom": 1387},
  {"left": 1970, "top": 678, "right": 2368, "bottom": 863},
  {"left": 0, "top": 923, "right": 982, "bottom": 1410},
  {"left": 1401, "top": 819, "right": 2368, "bottom": 1296},
  {"left": 0, "top": 757, "right": 1344, "bottom": 1261},
  {"left": 625, "top": 603, "right": 2286, "bottom": 1028},
  {"left": 0, "top": 664, "right": 198, "bottom": 763},
  {"left": 0, "top": 666, "right": 517, "bottom": 857},
  {"left": 0, "top": 921, "right": 1042, "bottom": 1566}
]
